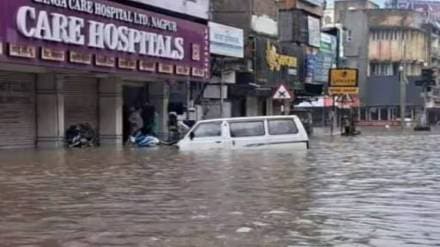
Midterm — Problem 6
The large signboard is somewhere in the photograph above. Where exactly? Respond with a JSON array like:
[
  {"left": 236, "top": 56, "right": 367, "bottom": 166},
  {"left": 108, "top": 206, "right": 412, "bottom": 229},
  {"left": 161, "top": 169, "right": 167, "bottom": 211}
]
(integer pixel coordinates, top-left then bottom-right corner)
[
  {"left": 209, "top": 22, "right": 244, "bottom": 58},
  {"left": 0, "top": 0, "right": 210, "bottom": 79},
  {"left": 328, "top": 68, "right": 359, "bottom": 95},
  {"left": 266, "top": 42, "right": 297, "bottom": 71},
  {"left": 314, "top": 33, "right": 337, "bottom": 83},
  {"left": 307, "top": 16, "right": 321, "bottom": 48},
  {"left": 128, "top": 0, "right": 210, "bottom": 20},
  {"left": 329, "top": 69, "right": 358, "bottom": 87}
]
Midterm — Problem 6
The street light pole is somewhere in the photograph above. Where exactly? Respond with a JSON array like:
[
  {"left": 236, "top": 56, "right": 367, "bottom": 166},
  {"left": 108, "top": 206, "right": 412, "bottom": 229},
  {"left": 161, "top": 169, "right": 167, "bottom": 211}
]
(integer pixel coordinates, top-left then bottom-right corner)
[
  {"left": 219, "top": 58, "right": 224, "bottom": 118},
  {"left": 400, "top": 31, "right": 407, "bottom": 129}
]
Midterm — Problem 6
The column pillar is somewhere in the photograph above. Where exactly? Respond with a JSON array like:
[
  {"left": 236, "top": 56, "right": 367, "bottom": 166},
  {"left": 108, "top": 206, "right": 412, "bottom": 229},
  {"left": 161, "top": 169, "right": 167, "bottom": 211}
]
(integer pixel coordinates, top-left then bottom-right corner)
[
  {"left": 36, "top": 74, "right": 65, "bottom": 148},
  {"left": 246, "top": 96, "right": 258, "bottom": 116},
  {"left": 266, "top": 98, "right": 274, "bottom": 116},
  {"left": 99, "top": 77, "right": 123, "bottom": 146},
  {"left": 149, "top": 81, "right": 169, "bottom": 135}
]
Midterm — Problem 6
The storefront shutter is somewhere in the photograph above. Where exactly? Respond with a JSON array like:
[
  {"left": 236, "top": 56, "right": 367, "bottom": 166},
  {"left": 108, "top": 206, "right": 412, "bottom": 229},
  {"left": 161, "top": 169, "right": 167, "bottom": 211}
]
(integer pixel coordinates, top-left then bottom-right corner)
[
  {"left": 64, "top": 77, "right": 98, "bottom": 131},
  {"left": 0, "top": 72, "right": 36, "bottom": 149}
]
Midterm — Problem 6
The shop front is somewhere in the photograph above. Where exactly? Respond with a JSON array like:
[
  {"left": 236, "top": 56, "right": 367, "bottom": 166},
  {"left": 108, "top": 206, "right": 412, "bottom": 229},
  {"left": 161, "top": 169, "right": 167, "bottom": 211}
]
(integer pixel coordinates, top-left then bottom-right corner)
[
  {"left": 251, "top": 37, "right": 298, "bottom": 116},
  {"left": 0, "top": 0, "right": 209, "bottom": 149}
]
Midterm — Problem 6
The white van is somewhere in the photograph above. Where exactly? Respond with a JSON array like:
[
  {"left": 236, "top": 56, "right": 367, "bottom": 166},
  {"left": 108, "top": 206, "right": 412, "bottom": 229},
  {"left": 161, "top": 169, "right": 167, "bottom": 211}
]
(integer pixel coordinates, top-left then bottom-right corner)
[{"left": 177, "top": 116, "right": 309, "bottom": 151}]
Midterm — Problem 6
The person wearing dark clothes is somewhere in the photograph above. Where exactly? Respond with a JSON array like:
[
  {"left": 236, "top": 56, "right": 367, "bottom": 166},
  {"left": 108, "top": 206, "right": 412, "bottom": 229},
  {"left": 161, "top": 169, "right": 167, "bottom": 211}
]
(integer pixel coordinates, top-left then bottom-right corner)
[
  {"left": 168, "top": 112, "right": 179, "bottom": 141},
  {"left": 141, "top": 102, "right": 156, "bottom": 135}
]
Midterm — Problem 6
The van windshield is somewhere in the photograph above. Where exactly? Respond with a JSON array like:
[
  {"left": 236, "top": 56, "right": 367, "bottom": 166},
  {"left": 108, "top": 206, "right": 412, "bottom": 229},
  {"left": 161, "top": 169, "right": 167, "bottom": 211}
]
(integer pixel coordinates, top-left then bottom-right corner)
[
  {"left": 268, "top": 119, "right": 299, "bottom": 135},
  {"left": 192, "top": 122, "right": 222, "bottom": 138}
]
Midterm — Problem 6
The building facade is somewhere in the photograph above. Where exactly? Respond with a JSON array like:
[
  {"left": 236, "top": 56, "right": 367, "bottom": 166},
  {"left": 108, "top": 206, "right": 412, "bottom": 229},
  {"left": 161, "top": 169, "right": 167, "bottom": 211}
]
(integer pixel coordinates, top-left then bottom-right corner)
[
  {"left": 0, "top": 0, "right": 210, "bottom": 149},
  {"left": 336, "top": 1, "right": 432, "bottom": 125},
  {"left": 211, "top": 0, "right": 293, "bottom": 117},
  {"left": 209, "top": 0, "right": 326, "bottom": 119}
]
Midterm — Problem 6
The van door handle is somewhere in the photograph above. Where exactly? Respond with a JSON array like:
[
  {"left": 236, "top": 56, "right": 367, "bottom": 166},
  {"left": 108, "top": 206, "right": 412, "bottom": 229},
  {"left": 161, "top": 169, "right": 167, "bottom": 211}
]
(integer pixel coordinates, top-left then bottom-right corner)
[
  {"left": 215, "top": 141, "right": 222, "bottom": 144},
  {"left": 232, "top": 140, "right": 236, "bottom": 146}
]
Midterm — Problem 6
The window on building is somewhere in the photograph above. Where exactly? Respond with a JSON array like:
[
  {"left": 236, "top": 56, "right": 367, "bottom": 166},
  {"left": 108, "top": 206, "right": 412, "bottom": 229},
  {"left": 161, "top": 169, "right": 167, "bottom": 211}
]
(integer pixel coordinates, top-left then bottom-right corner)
[
  {"left": 360, "top": 108, "right": 368, "bottom": 121},
  {"left": 193, "top": 122, "right": 222, "bottom": 138},
  {"left": 380, "top": 108, "right": 389, "bottom": 121},
  {"left": 370, "top": 107, "right": 379, "bottom": 121},
  {"left": 346, "top": 30, "right": 352, "bottom": 42},
  {"left": 371, "top": 63, "right": 394, "bottom": 76},
  {"left": 390, "top": 107, "right": 398, "bottom": 120},
  {"left": 393, "top": 63, "right": 400, "bottom": 75},
  {"left": 324, "top": 16, "right": 332, "bottom": 25},
  {"left": 384, "top": 31, "right": 389, "bottom": 40},
  {"left": 268, "top": 119, "right": 299, "bottom": 135},
  {"left": 371, "top": 31, "right": 377, "bottom": 40},
  {"left": 230, "top": 121, "right": 265, "bottom": 137}
]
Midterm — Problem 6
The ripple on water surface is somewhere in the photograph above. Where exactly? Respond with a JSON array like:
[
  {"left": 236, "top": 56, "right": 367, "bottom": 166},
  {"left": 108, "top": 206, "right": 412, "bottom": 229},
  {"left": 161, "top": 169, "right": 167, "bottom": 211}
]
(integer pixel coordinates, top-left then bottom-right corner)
[{"left": 0, "top": 131, "right": 439, "bottom": 246}]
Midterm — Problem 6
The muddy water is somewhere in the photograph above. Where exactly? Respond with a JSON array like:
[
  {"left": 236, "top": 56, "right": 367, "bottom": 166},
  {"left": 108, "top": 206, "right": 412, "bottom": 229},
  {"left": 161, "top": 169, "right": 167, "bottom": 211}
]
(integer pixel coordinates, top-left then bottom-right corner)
[{"left": 0, "top": 132, "right": 439, "bottom": 246}]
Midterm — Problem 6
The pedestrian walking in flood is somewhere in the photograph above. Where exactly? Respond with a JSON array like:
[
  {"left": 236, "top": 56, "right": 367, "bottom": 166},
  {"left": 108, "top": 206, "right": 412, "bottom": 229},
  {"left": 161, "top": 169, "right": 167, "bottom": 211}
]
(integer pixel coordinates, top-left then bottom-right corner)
[{"left": 128, "top": 107, "right": 143, "bottom": 136}]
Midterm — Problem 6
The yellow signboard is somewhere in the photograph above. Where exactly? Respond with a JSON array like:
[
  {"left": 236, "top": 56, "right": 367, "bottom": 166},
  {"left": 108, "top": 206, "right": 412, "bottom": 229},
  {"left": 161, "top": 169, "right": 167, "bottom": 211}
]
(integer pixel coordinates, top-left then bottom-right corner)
[
  {"left": 329, "top": 87, "right": 359, "bottom": 95},
  {"left": 329, "top": 69, "right": 358, "bottom": 87},
  {"left": 266, "top": 42, "right": 297, "bottom": 71}
]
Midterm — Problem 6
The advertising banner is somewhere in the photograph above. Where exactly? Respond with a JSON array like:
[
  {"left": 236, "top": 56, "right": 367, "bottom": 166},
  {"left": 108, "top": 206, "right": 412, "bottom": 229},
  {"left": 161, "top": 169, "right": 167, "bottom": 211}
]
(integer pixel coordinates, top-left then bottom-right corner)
[
  {"left": 209, "top": 22, "right": 244, "bottom": 58},
  {"left": 0, "top": 0, "right": 210, "bottom": 79},
  {"left": 307, "top": 16, "right": 321, "bottom": 48},
  {"left": 314, "top": 33, "right": 337, "bottom": 83}
]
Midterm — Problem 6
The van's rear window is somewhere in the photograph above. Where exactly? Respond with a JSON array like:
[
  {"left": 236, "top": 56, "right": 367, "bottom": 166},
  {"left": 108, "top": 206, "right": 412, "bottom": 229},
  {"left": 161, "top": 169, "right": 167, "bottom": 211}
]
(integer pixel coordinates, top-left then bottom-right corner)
[{"left": 268, "top": 119, "right": 298, "bottom": 135}]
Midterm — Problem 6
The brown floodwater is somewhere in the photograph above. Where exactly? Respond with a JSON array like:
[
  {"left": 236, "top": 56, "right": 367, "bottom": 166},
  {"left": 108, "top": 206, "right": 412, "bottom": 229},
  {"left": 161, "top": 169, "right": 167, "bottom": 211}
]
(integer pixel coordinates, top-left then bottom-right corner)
[{"left": 0, "top": 131, "right": 439, "bottom": 246}]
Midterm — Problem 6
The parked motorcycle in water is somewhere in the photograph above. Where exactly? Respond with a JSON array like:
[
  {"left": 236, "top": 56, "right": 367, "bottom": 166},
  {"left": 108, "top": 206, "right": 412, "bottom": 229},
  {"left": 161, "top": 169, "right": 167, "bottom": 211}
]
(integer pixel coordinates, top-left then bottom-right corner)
[{"left": 65, "top": 123, "right": 97, "bottom": 148}]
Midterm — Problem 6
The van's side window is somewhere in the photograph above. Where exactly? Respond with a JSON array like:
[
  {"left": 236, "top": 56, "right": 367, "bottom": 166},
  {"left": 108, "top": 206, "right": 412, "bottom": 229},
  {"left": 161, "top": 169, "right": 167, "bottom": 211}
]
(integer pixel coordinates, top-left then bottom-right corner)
[
  {"left": 230, "top": 121, "right": 265, "bottom": 137},
  {"left": 193, "top": 122, "right": 222, "bottom": 138},
  {"left": 268, "top": 119, "right": 299, "bottom": 135}
]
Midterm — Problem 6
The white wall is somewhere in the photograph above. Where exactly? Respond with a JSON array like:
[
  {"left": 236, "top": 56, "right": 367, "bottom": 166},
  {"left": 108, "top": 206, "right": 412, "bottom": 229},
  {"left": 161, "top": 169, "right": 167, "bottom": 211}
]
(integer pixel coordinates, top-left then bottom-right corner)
[{"left": 127, "top": 0, "right": 210, "bottom": 19}]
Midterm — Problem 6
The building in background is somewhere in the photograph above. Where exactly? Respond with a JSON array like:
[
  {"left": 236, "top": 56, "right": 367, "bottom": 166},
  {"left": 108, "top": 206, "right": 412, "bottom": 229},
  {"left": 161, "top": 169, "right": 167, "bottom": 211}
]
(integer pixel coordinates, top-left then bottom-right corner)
[
  {"left": 0, "top": 0, "right": 210, "bottom": 149},
  {"left": 203, "top": 22, "right": 244, "bottom": 119},
  {"left": 278, "top": 0, "right": 326, "bottom": 97},
  {"left": 385, "top": 0, "right": 440, "bottom": 123},
  {"left": 211, "top": 0, "right": 303, "bottom": 117},
  {"left": 337, "top": 1, "right": 432, "bottom": 125}
]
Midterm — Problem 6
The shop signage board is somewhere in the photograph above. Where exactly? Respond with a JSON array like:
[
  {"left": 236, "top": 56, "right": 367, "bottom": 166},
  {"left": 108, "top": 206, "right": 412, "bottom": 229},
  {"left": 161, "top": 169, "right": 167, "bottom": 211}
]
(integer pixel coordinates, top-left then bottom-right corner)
[
  {"left": 209, "top": 22, "right": 244, "bottom": 58},
  {"left": 266, "top": 42, "right": 297, "bottom": 71},
  {"left": 314, "top": 33, "right": 337, "bottom": 83},
  {"left": 328, "top": 87, "right": 359, "bottom": 95},
  {"left": 307, "top": 16, "right": 321, "bottom": 48},
  {"left": 328, "top": 68, "right": 359, "bottom": 96},
  {"left": 0, "top": 0, "right": 210, "bottom": 80},
  {"left": 329, "top": 69, "right": 358, "bottom": 87}
]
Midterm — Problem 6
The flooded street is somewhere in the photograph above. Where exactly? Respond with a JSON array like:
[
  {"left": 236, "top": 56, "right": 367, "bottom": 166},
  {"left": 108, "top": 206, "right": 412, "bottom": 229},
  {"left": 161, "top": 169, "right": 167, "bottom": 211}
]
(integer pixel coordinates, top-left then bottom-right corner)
[{"left": 1, "top": 131, "right": 440, "bottom": 247}]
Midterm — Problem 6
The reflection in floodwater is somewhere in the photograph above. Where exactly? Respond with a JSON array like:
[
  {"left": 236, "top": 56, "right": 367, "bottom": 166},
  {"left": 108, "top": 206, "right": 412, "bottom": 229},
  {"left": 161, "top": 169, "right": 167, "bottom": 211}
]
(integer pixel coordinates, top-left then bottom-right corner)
[{"left": 0, "top": 131, "right": 440, "bottom": 246}]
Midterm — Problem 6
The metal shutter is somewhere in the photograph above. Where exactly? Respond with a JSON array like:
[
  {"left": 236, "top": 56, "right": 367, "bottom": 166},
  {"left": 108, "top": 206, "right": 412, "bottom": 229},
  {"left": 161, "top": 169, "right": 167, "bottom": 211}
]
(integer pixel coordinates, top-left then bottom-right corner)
[
  {"left": 0, "top": 72, "right": 36, "bottom": 149},
  {"left": 64, "top": 77, "right": 98, "bottom": 130}
]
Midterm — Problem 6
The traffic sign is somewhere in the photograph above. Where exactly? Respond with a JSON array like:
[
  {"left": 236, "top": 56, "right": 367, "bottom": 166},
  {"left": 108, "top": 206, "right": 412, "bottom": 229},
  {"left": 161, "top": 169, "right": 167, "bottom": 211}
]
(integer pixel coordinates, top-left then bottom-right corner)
[
  {"left": 329, "top": 69, "right": 358, "bottom": 87},
  {"left": 273, "top": 84, "right": 292, "bottom": 100},
  {"left": 329, "top": 87, "right": 359, "bottom": 96}
]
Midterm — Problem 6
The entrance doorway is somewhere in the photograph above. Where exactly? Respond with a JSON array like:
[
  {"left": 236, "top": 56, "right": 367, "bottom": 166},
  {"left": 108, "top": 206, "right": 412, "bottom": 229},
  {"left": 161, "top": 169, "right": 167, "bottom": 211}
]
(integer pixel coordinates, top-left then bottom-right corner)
[{"left": 122, "top": 85, "right": 148, "bottom": 143}]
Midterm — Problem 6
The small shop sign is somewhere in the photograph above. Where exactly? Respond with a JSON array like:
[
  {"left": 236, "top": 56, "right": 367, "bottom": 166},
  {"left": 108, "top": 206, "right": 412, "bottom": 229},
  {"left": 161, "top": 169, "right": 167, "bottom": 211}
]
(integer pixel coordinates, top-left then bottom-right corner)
[{"left": 328, "top": 68, "right": 359, "bottom": 96}]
